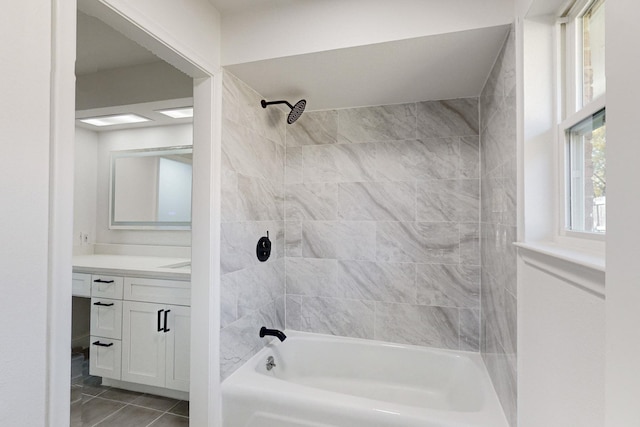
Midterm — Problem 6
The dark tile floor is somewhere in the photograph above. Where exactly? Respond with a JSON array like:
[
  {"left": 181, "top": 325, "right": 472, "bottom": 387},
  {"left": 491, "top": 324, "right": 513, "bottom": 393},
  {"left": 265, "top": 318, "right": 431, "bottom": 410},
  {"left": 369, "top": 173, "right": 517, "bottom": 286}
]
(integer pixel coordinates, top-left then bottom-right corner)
[{"left": 71, "top": 353, "right": 189, "bottom": 427}]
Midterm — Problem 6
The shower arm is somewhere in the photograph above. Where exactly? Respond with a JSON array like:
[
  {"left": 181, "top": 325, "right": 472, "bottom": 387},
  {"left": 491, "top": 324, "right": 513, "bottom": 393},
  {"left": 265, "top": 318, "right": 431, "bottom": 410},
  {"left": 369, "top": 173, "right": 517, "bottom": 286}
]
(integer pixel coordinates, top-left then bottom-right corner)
[{"left": 261, "top": 99, "right": 294, "bottom": 109}]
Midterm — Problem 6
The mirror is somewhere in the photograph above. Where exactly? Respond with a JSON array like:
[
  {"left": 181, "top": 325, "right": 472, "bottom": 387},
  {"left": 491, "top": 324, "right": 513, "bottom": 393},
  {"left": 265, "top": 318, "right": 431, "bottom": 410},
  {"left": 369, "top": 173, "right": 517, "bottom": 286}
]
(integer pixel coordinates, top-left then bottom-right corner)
[{"left": 110, "top": 146, "right": 192, "bottom": 229}]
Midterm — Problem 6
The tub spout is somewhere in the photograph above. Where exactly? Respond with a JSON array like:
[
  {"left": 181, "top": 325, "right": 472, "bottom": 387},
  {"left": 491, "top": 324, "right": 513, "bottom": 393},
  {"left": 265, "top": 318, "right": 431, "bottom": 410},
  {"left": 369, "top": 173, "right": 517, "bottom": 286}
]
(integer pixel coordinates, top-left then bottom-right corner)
[{"left": 260, "top": 326, "right": 287, "bottom": 342}]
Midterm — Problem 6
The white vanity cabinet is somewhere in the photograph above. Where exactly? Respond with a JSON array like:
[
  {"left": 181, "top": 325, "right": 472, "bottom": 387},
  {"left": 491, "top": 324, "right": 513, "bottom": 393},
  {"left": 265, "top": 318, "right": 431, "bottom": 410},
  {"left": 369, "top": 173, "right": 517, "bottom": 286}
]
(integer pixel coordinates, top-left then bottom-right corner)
[
  {"left": 121, "top": 301, "right": 190, "bottom": 392},
  {"left": 82, "top": 270, "right": 190, "bottom": 394}
]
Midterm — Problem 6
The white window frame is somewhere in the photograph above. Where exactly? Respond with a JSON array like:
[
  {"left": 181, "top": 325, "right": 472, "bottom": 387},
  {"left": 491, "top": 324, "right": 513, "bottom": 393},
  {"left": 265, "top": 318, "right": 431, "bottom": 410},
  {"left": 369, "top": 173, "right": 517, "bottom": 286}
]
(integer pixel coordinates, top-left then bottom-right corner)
[{"left": 556, "top": 0, "right": 606, "bottom": 245}]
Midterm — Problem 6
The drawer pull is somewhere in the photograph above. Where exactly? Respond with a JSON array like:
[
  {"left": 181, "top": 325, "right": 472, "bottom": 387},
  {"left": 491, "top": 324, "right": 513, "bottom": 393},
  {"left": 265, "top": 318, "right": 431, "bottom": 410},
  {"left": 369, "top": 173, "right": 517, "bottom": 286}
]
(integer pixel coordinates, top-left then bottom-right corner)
[
  {"left": 93, "top": 301, "right": 114, "bottom": 307},
  {"left": 92, "top": 341, "right": 114, "bottom": 347},
  {"left": 93, "top": 279, "right": 115, "bottom": 284}
]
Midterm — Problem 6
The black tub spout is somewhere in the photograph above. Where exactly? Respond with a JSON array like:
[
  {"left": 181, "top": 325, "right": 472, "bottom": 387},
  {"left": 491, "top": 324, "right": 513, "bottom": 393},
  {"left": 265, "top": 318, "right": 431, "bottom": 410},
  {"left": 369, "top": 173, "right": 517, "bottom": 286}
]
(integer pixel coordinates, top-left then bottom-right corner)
[{"left": 259, "top": 326, "right": 287, "bottom": 342}]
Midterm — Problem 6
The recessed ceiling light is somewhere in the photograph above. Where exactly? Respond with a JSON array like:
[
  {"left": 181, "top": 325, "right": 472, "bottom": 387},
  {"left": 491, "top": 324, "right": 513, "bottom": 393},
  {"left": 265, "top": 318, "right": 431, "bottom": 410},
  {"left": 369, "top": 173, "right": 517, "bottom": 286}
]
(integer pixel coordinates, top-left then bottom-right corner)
[
  {"left": 156, "top": 107, "right": 194, "bottom": 119},
  {"left": 78, "top": 113, "right": 151, "bottom": 127}
]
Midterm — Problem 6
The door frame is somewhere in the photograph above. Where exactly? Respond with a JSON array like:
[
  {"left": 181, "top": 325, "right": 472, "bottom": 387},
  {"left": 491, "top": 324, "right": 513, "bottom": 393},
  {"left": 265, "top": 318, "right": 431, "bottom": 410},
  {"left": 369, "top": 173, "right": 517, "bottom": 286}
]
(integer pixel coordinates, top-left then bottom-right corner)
[{"left": 48, "top": 0, "right": 222, "bottom": 425}]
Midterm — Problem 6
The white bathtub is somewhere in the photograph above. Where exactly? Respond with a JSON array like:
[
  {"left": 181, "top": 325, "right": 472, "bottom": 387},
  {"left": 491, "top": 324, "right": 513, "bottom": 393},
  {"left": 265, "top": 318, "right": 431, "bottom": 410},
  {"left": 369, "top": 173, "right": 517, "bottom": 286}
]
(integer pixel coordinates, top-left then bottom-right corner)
[{"left": 222, "top": 331, "right": 508, "bottom": 427}]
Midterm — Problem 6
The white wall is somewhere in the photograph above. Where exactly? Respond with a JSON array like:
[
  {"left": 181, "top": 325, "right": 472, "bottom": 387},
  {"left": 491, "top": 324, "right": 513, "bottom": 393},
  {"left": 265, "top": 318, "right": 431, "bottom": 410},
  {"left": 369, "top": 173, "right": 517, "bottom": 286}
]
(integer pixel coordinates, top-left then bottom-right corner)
[
  {"left": 76, "top": 61, "right": 193, "bottom": 110},
  {"left": 518, "top": 253, "right": 605, "bottom": 427},
  {"left": 95, "top": 124, "right": 192, "bottom": 246},
  {"left": 0, "top": 1, "right": 53, "bottom": 425},
  {"left": 74, "top": 127, "right": 99, "bottom": 248},
  {"left": 221, "top": 0, "right": 514, "bottom": 65},
  {"left": 605, "top": 0, "right": 640, "bottom": 425}
]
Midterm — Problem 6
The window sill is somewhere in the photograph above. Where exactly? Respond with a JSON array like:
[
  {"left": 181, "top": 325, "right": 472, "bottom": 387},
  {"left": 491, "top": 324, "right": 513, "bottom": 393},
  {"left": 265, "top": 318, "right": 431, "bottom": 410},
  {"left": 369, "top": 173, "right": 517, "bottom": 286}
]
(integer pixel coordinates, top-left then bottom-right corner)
[{"left": 515, "top": 241, "right": 605, "bottom": 297}]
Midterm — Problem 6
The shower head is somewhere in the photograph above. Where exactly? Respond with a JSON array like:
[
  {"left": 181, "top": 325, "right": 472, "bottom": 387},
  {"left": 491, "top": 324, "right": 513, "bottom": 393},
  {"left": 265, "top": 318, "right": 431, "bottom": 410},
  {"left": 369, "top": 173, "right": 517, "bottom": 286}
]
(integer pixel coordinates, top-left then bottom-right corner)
[{"left": 261, "top": 99, "right": 307, "bottom": 124}]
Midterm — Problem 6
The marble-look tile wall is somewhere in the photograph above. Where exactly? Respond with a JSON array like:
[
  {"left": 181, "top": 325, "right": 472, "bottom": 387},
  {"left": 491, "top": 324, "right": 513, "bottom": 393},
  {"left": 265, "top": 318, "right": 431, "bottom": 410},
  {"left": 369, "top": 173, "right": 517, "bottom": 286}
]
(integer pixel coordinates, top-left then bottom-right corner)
[
  {"left": 219, "top": 71, "right": 286, "bottom": 379},
  {"left": 284, "top": 99, "right": 481, "bottom": 351},
  {"left": 479, "top": 29, "right": 517, "bottom": 426}
]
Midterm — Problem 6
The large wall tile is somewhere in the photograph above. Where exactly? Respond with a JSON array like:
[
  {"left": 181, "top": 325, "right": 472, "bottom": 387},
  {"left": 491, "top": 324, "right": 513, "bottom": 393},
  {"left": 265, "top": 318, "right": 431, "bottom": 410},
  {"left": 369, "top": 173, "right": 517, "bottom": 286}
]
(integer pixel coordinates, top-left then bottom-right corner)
[
  {"left": 337, "top": 103, "right": 416, "bottom": 144},
  {"left": 285, "top": 221, "right": 302, "bottom": 257},
  {"left": 237, "top": 174, "right": 284, "bottom": 221},
  {"left": 336, "top": 260, "right": 416, "bottom": 303},
  {"left": 376, "top": 221, "right": 459, "bottom": 263},
  {"left": 375, "top": 303, "right": 459, "bottom": 349},
  {"left": 287, "top": 110, "right": 338, "bottom": 146},
  {"left": 460, "top": 223, "right": 480, "bottom": 266},
  {"left": 285, "top": 147, "right": 303, "bottom": 185},
  {"left": 338, "top": 182, "right": 415, "bottom": 221},
  {"left": 285, "top": 183, "right": 338, "bottom": 221},
  {"left": 299, "top": 297, "right": 376, "bottom": 339},
  {"left": 236, "top": 260, "right": 285, "bottom": 318},
  {"left": 302, "top": 221, "right": 376, "bottom": 261},
  {"left": 416, "top": 179, "right": 479, "bottom": 222},
  {"left": 460, "top": 308, "right": 480, "bottom": 351},
  {"left": 460, "top": 136, "right": 480, "bottom": 179},
  {"left": 417, "top": 98, "right": 479, "bottom": 139},
  {"left": 285, "top": 257, "right": 337, "bottom": 297},
  {"left": 303, "top": 143, "right": 376, "bottom": 183},
  {"left": 222, "top": 120, "right": 284, "bottom": 182},
  {"left": 221, "top": 169, "right": 238, "bottom": 222},
  {"left": 417, "top": 264, "right": 480, "bottom": 309},
  {"left": 376, "top": 138, "right": 459, "bottom": 181}
]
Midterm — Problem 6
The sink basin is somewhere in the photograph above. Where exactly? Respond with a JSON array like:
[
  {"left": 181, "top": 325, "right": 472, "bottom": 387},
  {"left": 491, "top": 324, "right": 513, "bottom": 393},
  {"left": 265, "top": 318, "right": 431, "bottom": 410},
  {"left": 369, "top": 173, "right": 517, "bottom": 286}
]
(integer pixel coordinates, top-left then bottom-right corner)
[{"left": 160, "top": 261, "right": 191, "bottom": 269}]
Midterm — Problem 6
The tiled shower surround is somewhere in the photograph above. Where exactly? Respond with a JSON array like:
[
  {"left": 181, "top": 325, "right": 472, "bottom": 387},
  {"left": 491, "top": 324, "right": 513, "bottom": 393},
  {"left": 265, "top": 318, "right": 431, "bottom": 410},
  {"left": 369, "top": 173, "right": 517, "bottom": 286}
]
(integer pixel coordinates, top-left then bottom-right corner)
[
  {"left": 220, "top": 72, "right": 286, "bottom": 379},
  {"left": 221, "top": 32, "right": 518, "bottom": 424},
  {"left": 479, "top": 29, "right": 517, "bottom": 426},
  {"left": 283, "top": 100, "right": 482, "bottom": 351}
]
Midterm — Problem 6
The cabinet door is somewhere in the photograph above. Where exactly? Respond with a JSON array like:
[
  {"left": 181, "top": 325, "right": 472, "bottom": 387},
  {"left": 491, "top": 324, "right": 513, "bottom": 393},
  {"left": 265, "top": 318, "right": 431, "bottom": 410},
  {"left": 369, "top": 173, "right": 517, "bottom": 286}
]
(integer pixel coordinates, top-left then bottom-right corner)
[
  {"left": 121, "top": 301, "right": 166, "bottom": 388},
  {"left": 165, "top": 305, "right": 190, "bottom": 392},
  {"left": 90, "top": 298, "right": 122, "bottom": 339}
]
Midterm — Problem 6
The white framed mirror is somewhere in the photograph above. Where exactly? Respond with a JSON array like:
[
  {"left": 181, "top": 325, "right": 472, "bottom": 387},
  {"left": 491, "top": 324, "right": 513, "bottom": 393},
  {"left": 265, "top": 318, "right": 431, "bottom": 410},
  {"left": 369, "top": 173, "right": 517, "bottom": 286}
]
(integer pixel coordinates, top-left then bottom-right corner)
[{"left": 109, "top": 145, "right": 192, "bottom": 229}]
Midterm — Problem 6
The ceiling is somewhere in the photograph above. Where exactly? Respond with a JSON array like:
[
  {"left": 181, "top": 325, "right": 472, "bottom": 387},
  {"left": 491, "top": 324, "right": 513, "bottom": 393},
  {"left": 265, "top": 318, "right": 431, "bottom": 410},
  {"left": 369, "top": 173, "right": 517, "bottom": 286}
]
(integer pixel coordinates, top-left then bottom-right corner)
[
  {"left": 77, "top": 7, "right": 510, "bottom": 114},
  {"left": 76, "top": 11, "right": 160, "bottom": 76},
  {"left": 225, "top": 25, "right": 510, "bottom": 111},
  {"left": 206, "top": 0, "right": 297, "bottom": 14}
]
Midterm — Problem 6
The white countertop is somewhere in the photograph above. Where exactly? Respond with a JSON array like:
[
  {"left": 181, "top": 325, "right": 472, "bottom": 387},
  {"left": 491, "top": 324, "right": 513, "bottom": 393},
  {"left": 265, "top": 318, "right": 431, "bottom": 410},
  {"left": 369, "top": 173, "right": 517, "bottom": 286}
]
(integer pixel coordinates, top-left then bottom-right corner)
[{"left": 72, "top": 254, "right": 191, "bottom": 280}]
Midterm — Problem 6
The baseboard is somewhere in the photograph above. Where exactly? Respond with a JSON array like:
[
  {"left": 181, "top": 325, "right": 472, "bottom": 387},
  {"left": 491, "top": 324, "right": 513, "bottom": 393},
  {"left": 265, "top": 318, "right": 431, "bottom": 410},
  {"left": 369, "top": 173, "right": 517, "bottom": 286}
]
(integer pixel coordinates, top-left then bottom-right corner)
[{"left": 102, "top": 378, "right": 189, "bottom": 401}]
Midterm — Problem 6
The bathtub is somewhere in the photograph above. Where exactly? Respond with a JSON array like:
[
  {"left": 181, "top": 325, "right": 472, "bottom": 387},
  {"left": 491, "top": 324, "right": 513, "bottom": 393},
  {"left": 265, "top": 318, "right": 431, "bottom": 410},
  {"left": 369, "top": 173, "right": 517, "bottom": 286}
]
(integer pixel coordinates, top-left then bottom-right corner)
[{"left": 222, "top": 331, "right": 508, "bottom": 427}]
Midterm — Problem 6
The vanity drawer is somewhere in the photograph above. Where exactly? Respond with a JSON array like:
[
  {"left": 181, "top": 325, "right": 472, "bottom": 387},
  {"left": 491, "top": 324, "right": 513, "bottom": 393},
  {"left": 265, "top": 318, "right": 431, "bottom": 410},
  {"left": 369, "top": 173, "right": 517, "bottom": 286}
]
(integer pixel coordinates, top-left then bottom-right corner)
[
  {"left": 89, "top": 336, "right": 121, "bottom": 380},
  {"left": 124, "top": 277, "right": 190, "bottom": 306},
  {"left": 72, "top": 273, "right": 91, "bottom": 297},
  {"left": 90, "top": 298, "right": 123, "bottom": 339},
  {"left": 91, "top": 275, "right": 124, "bottom": 299}
]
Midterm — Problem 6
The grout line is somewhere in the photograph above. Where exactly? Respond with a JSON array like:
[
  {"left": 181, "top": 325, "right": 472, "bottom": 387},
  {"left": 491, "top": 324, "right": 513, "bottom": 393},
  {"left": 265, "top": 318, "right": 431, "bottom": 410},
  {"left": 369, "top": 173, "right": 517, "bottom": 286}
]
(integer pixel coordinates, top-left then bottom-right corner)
[{"left": 90, "top": 402, "right": 129, "bottom": 427}]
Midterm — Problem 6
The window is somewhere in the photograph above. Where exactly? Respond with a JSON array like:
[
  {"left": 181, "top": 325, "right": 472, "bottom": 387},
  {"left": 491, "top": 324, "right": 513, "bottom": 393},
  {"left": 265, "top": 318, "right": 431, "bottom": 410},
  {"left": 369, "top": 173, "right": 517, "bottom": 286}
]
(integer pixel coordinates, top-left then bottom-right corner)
[
  {"left": 560, "top": 0, "right": 606, "bottom": 236},
  {"left": 582, "top": 0, "right": 605, "bottom": 106},
  {"left": 566, "top": 109, "right": 606, "bottom": 233}
]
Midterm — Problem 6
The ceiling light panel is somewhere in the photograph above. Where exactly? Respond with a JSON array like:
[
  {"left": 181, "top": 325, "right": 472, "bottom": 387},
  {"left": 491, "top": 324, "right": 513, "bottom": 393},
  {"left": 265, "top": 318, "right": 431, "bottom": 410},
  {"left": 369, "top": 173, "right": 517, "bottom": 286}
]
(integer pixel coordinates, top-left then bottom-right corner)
[
  {"left": 156, "top": 107, "right": 194, "bottom": 119},
  {"left": 79, "top": 113, "right": 151, "bottom": 127}
]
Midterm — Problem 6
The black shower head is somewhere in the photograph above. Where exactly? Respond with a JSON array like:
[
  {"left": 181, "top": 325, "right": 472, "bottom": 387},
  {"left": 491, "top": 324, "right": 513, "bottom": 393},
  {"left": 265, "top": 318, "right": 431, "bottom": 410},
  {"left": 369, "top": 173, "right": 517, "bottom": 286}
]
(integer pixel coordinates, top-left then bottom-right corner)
[{"left": 261, "top": 99, "right": 307, "bottom": 124}]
